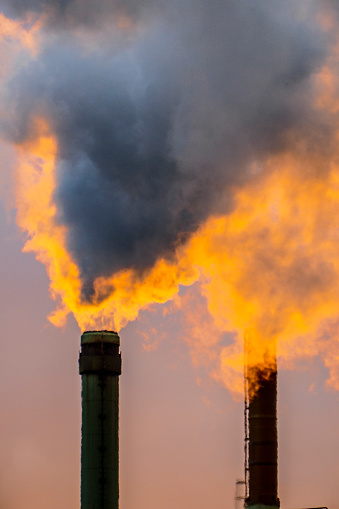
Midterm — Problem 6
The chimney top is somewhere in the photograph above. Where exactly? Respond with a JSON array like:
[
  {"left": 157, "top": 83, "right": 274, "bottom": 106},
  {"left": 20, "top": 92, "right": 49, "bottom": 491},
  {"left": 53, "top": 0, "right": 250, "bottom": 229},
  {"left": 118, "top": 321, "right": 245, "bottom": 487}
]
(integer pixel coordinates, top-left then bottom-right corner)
[{"left": 81, "top": 330, "right": 120, "bottom": 346}]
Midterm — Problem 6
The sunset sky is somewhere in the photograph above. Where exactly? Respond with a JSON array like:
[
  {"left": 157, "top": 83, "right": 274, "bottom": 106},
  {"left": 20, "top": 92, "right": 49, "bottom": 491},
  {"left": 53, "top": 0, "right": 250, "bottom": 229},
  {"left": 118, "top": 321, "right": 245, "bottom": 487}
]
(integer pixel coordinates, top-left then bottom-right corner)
[{"left": 1, "top": 1, "right": 339, "bottom": 508}]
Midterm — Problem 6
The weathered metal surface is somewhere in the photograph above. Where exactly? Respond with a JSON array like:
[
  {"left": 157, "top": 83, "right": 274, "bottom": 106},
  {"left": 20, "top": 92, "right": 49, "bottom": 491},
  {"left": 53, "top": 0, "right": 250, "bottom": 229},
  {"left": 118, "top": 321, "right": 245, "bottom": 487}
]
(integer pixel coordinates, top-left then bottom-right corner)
[{"left": 79, "top": 331, "right": 121, "bottom": 509}]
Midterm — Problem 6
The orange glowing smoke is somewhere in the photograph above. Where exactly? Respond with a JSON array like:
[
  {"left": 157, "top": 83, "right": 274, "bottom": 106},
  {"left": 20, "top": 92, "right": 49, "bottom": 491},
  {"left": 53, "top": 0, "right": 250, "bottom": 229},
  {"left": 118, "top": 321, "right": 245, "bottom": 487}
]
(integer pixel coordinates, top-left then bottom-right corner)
[
  {"left": 183, "top": 153, "right": 339, "bottom": 395},
  {"left": 13, "top": 18, "right": 339, "bottom": 396},
  {"left": 14, "top": 117, "right": 197, "bottom": 331},
  {"left": 15, "top": 118, "right": 82, "bottom": 327},
  {"left": 0, "top": 12, "right": 42, "bottom": 55},
  {"left": 15, "top": 116, "right": 339, "bottom": 395}
]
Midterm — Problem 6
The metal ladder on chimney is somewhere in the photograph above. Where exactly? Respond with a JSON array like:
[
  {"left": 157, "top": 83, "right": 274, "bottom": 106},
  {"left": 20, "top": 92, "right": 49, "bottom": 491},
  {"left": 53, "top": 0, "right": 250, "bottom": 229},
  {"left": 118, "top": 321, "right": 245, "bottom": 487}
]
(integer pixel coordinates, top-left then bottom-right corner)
[
  {"left": 234, "top": 337, "right": 250, "bottom": 509},
  {"left": 244, "top": 332, "right": 250, "bottom": 504},
  {"left": 244, "top": 369, "right": 250, "bottom": 503},
  {"left": 234, "top": 479, "right": 246, "bottom": 509}
]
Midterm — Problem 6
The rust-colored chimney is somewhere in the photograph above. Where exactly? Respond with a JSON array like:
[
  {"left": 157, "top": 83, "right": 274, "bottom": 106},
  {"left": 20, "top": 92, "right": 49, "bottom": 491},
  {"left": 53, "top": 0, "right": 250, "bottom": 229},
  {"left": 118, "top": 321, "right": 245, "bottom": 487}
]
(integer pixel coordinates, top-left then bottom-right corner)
[{"left": 245, "top": 359, "right": 280, "bottom": 509}]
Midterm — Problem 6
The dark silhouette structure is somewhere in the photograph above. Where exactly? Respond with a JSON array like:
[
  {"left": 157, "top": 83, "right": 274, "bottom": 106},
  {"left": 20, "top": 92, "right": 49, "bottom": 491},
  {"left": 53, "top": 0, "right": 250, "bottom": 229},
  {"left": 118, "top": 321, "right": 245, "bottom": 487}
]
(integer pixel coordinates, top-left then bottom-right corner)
[
  {"left": 245, "top": 359, "right": 280, "bottom": 509},
  {"left": 79, "top": 330, "right": 122, "bottom": 509}
]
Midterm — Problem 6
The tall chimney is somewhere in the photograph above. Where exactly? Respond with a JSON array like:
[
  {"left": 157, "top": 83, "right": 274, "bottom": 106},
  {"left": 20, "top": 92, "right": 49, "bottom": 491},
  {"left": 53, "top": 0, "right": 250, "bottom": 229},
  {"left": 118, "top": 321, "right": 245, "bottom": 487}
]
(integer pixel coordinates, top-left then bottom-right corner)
[
  {"left": 79, "top": 330, "right": 122, "bottom": 509},
  {"left": 245, "top": 358, "right": 280, "bottom": 509}
]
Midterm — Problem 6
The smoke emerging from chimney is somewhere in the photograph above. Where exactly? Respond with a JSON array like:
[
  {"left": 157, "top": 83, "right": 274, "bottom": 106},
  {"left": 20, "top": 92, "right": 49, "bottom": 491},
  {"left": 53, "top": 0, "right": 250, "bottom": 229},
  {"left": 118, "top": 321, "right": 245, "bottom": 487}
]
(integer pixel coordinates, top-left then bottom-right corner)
[{"left": 2, "top": 1, "right": 339, "bottom": 391}]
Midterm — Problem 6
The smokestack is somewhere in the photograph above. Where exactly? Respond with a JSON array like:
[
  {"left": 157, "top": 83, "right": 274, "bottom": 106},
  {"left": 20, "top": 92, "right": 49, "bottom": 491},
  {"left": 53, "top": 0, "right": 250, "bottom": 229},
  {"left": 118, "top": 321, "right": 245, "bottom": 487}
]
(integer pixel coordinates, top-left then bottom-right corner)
[
  {"left": 245, "top": 357, "right": 280, "bottom": 509},
  {"left": 79, "top": 330, "right": 122, "bottom": 509}
]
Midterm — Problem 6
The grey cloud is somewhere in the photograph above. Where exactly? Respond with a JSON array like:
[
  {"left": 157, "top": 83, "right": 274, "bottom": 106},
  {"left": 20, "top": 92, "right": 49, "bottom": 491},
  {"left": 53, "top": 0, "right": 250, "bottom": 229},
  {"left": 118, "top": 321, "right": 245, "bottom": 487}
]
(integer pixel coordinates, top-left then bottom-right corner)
[{"left": 0, "top": 0, "right": 158, "bottom": 28}]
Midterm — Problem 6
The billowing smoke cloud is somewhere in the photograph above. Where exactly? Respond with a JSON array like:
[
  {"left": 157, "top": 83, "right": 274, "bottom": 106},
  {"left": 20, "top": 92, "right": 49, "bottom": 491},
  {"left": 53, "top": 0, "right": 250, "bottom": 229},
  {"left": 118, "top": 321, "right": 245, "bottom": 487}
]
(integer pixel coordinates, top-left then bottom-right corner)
[{"left": 0, "top": 0, "right": 331, "bottom": 292}]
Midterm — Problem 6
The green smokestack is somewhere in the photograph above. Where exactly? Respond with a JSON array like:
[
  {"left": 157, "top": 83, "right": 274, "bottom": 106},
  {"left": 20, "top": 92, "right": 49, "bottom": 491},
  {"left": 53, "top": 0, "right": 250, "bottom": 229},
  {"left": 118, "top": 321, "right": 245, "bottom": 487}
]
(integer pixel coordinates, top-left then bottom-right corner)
[{"left": 79, "top": 330, "right": 122, "bottom": 509}]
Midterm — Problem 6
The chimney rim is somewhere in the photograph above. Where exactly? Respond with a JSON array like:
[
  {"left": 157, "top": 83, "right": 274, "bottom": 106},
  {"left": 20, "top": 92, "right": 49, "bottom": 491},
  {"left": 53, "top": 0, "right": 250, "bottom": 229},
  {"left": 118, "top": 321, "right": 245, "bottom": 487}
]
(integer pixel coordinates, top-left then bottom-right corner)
[{"left": 81, "top": 330, "right": 120, "bottom": 346}]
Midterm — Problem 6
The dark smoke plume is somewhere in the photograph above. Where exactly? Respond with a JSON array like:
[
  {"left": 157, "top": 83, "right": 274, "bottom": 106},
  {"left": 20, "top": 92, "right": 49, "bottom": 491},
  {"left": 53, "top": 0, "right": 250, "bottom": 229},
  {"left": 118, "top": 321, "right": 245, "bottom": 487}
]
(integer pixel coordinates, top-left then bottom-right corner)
[{"left": 0, "top": 0, "right": 332, "bottom": 293}]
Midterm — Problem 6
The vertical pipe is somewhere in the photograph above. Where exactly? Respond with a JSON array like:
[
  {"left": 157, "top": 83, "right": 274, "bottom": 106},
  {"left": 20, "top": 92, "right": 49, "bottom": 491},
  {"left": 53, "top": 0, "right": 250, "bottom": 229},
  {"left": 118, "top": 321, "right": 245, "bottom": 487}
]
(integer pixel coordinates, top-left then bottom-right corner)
[
  {"left": 79, "top": 330, "right": 122, "bottom": 509},
  {"left": 245, "top": 359, "right": 280, "bottom": 509}
]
